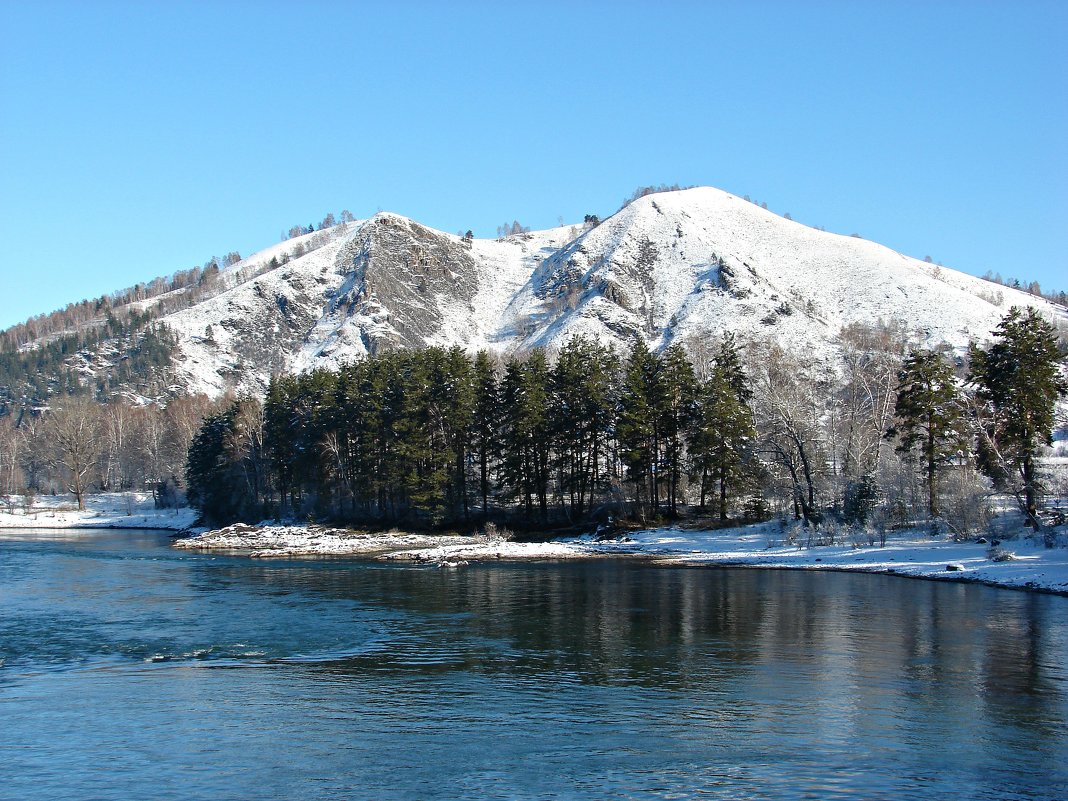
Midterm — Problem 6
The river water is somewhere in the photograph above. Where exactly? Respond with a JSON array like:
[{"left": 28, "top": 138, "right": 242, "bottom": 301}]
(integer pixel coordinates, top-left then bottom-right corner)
[{"left": 1, "top": 529, "right": 1065, "bottom": 800}]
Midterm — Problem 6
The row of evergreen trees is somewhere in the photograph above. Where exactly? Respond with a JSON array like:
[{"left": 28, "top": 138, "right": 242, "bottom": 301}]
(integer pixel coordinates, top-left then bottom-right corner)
[
  {"left": 186, "top": 336, "right": 758, "bottom": 527},
  {"left": 185, "top": 307, "right": 1067, "bottom": 534}
]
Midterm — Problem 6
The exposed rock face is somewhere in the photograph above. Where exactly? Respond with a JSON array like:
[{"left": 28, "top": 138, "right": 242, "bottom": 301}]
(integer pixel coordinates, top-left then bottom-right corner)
[
  {"left": 156, "top": 187, "right": 1064, "bottom": 397},
  {"left": 347, "top": 214, "right": 481, "bottom": 352}
]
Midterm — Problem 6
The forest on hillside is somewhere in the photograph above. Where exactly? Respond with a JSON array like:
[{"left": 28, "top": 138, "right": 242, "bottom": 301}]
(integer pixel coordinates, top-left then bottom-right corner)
[{"left": 0, "top": 215, "right": 356, "bottom": 413}]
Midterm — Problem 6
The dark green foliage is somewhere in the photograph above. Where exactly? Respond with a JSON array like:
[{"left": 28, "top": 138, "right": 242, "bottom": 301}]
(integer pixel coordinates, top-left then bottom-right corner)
[
  {"left": 472, "top": 351, "right": 501, "bottom": 518},
  {"left": 688, "top": 335, "right": 756, "bottom": 520},
  {"left": 0, "top": 319, "right": 176, "bottom": 412},
  {"left": 843, "top": 473, "right": 880, "bottom": 526},
  {"left": 968, "top": 307, "right": 1067, "bottom": 529},
  {"left": 657, "top": 345, "right": 697, "bottom": 517},
  {"left": 185, "top": 397, "right": 266, "bottom": 526},
  {"left": 615, "top": 340, "right": 700, "bottom": 520},
  {"left": 617, "top": 338, "right": 660, "bottom": 519},
  {"left": 187, "top": 341, "right": 778, "bottom": 530},
  {"left": 550, "top": 337, "right": 620, "bottom": 520},
  {"left": 887, "top": 348, "right": 966, "bottom": 518},
  {"left": 500, "top": 352, "right": 553, "bottom": 521}
]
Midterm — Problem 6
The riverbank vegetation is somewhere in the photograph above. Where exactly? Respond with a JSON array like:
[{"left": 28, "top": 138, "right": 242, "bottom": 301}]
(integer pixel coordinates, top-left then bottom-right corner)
[
  {"left": 0, "top": 394, "right": 213, "bottom": 511},
  {"left": 182, "top": 308, "right": 1066, "bottom": 538}
]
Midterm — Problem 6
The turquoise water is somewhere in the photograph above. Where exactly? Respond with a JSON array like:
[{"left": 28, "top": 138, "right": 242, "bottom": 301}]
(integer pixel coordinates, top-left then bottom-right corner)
[{"left": 1, "top": 529, "right": 1066, "bottom": 800}]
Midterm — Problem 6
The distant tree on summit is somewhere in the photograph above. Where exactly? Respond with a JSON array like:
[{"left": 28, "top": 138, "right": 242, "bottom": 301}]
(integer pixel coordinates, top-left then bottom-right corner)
[{"left": 496, "top": 221, "right": 530, "bottom": 238}]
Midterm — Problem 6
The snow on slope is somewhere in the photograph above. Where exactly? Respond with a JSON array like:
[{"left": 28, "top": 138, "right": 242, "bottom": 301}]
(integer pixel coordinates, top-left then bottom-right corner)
[
  {"left": 507, "top": 188, "right": 1062, "bottom": 362},
  {"left": 165, "top": 230, "right": 353, "bottom": 395},
  {"left": 154, "top": 187, "right": 1064, "bottom": 397}
]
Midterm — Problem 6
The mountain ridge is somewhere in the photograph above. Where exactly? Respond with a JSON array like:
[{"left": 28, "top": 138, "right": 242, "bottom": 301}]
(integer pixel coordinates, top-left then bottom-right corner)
[
  {"left": 161, "top": 186, "right": 1065, "bottom": 397},
  {"left": 4, "top": 185, "right": 1065, "bottom": 404}
]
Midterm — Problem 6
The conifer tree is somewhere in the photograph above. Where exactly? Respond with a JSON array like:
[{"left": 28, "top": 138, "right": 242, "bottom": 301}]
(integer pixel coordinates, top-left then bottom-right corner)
[
  {"left": 500, "top": 353, "right": 552, "bottom": 522},
  {"left": 551, "top": 337, "right": 620, "bottom": 519},
  {"left": 432, "top": 347, "right": 477, "bottom": 520},
  {"left": 968, "top": 307, "right": 1067, "bottom": 529},
  {"left": 186, "top": 398, "right": 265, "bottom": 525},
  {"left": 617, "top": 338, "right": 660, "bottom": 519},
  {"left": 689, "top": 335, "right": 756, "bottom": 519},
  {"left": 523, "top": 351, "right": 553, "bottom": 522},
  {"left": 887, "top": 348, "right": 966, "bottom": 519},
  {"left": 264, "top": 375, "right": 298, "bottom": 515},
  {"left": 657, "top": 344, "right": 697, "bottom": 516},
  {"left": 471, "top": 351, "right": 501, "bottom": 519}
]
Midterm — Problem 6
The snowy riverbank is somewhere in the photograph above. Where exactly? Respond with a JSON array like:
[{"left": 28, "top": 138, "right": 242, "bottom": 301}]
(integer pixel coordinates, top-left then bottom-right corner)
[
  {"left": 4, "top": 490, "right": 1063, "bottom": 594},
  {"left": 174, "top": 520, "right": 1068, "bottom": 595},
  {"left": 0, "top": 492, "right": 197, "bottom": 531}
]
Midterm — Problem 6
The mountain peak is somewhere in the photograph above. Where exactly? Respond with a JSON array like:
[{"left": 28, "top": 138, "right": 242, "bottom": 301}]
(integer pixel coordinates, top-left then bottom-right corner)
[{"left": 56, "top": 185, "right": 1066, "bottom": 398}]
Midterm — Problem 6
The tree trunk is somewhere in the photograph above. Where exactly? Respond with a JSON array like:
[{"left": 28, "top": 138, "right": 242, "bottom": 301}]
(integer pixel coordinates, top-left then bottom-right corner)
[{"left": 1023, "top": 450, "right": 1039, "bottom": 529}]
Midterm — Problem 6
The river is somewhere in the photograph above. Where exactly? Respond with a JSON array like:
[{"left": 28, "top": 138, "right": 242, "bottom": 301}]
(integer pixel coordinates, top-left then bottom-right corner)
[{"left": 1, "top": 529, "right": 1065, "bottom": 800}]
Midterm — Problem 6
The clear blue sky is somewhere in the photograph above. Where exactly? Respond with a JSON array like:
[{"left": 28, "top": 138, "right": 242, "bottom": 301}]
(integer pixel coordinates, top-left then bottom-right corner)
[{"left": 1, "top": 1, "right": 1065, "bottom": 330}]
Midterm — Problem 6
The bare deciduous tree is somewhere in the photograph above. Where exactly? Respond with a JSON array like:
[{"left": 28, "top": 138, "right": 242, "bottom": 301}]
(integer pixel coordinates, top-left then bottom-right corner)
[
  {"left": 46, "top": 398, "right": 102, "bottom": 511},
  {"left": 750, "top": 342, "right": 830, "bottom": 527}
]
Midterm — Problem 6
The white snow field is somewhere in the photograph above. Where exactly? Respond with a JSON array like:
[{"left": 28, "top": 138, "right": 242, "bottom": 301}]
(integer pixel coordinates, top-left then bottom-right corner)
[
  {"left": 0, "top": 492, "right": 196, "bottom": 531},
  {"left": 154, "top": 186, "right": 1064, "bottom": 397}
]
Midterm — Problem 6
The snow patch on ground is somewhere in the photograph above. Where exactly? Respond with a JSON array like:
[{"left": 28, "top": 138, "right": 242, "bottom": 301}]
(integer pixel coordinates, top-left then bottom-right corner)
[
  {"left": 0, "top": 493, "right": 197, "bottom": 531},
  {"left": 590, "top": 524, "right": 1068, "bottom": 594},
  {"left": 173, "top": 524, "right": 588, "bottom": 561}
]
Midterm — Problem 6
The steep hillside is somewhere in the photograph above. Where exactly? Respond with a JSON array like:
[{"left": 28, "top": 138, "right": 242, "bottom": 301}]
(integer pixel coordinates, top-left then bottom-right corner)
[{"left": 155, "top": 187, "right": 1063, "bottom": 396}]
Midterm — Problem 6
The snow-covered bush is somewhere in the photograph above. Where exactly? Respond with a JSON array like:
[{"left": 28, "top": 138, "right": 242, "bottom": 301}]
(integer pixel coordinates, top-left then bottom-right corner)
[
  {"left": 988, "top": 547, "right": 1016, "bottom": 563},
  {"left": 483, "top": 522, "right": 514, "bottom": 542}
]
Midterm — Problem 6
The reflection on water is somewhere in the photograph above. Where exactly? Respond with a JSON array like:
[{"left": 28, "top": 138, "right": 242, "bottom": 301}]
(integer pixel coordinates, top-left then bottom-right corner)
[{"left": 0, "top": 530, "right": 1066, "bottom": 800}]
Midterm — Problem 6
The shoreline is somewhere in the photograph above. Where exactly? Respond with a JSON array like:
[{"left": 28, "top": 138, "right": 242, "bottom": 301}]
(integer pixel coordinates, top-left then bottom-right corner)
[
  {"left": 172, "top": 521, "right": 1068, "bottom": 597},
  {"left": 648, "top": 557, "right": 1068, "bottom": 597},
  {"left": 3, "top": 492, "right": 1065, "bottom": 597}
]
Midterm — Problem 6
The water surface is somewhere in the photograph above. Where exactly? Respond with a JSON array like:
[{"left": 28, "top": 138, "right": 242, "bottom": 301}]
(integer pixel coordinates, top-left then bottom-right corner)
[{"left": 1, "top": 529, "right": 1065, "bottom": 800}]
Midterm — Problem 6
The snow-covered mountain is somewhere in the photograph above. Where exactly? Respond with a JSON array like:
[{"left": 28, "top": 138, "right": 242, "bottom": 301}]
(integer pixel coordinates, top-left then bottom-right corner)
[{"left": 158, "top": 186, "right": 1063, "bottom": 396}]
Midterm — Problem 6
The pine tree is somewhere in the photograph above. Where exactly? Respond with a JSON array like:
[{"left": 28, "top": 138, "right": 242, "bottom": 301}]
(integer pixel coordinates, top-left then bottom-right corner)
[
  {"left": 551, "top": 337, "right": 620, "bottom": 519},
  {"left": 432, "top": 347, "right": 476, "bottom": 521},
  {"left": 887, "top": 348, "right": 966, "bottom": 519},
  {"left": 617, "top": 338, "right": 660, "bottom": 519},
  {"left": 968, "top": 307, "right": 1067, "bottom": 530},
  {"left": 264, "top": 374, "right": 298, "bottom": 515},
  {"left": 471, "top": 351, "right": 501, "bottom": 519},
  {"left": 657, "top": 344, "right": 697, "bottom": 517},
  {"left": 689, "top": 335, "right": 756, "bottom": 519},
  {"left": 186, "top": 398, "right": 265, "bottom": 525},
  {"left": 499, "top": 353, "right": 552, "bottom": 522}
]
